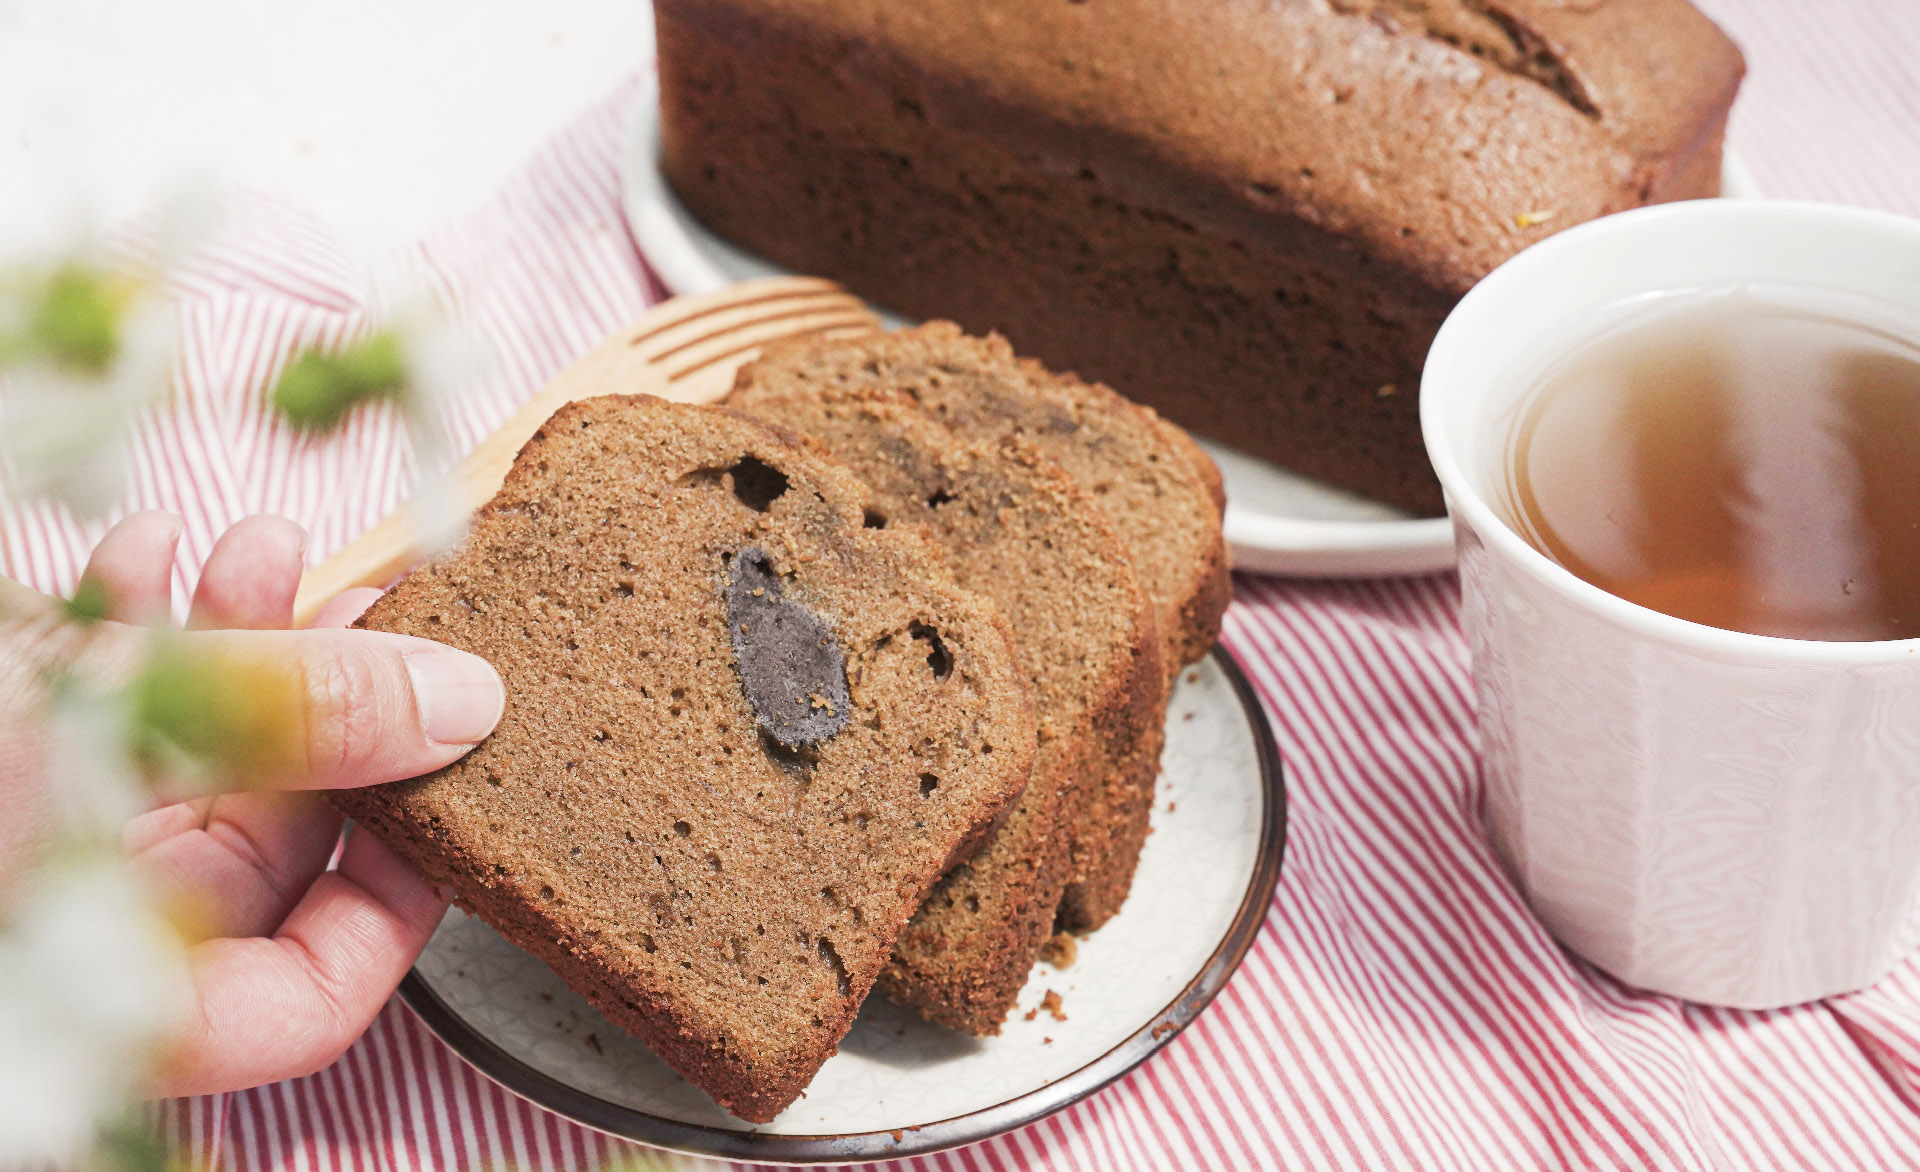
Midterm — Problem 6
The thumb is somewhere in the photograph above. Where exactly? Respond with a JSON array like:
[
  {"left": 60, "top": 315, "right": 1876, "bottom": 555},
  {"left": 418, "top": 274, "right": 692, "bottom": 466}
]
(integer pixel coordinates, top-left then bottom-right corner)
[{"left": 178, "top": 626, "right": 504, "bottom": 791}]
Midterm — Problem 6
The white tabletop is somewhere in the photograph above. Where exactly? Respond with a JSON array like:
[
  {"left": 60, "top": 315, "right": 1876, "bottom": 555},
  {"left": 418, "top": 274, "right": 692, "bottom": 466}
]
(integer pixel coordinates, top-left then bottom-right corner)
[{"left": 0, "top": 0, "right": 655, "bottom": 259}]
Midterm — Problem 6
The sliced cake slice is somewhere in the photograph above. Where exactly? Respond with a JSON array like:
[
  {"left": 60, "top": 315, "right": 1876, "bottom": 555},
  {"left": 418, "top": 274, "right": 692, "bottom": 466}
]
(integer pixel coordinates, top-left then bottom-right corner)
[
  {"left": 331, "top": 395, "right": 1036, "bottom": 1122},
  {"left": 733, "top": 323, "right": 1228, "bottom": 929},
  {"left": 731, "top": 321, "right": 1229, "bottom": 680},
  {"left": 730, "top": 383, "right": 1163, "bottom": 1034}
]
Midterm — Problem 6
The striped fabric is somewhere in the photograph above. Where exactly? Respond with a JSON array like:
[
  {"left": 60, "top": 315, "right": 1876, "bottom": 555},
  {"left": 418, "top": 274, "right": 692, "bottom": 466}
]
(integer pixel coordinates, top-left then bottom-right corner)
[{"left": 6, "top": 2, "right": 1920, "bottom": 1167}]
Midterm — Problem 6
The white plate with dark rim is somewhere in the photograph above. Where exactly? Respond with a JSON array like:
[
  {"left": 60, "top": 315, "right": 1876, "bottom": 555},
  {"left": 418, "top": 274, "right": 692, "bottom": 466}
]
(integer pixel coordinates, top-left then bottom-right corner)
[
  {"left": 619, "top": 75, "right": 1763, "bottom": 578},
  {"left": 400, "top": 649, "right": 1286, "bottom": 1165}
]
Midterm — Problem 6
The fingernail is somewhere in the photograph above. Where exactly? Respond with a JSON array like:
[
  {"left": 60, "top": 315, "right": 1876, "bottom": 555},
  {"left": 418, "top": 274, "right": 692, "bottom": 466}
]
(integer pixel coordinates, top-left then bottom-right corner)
[
  {"left": 402, "top": 645, "right": 504, "bottom": 746},
  {"left": 258, "top": 513, "right": 309, "bottom": 562}
]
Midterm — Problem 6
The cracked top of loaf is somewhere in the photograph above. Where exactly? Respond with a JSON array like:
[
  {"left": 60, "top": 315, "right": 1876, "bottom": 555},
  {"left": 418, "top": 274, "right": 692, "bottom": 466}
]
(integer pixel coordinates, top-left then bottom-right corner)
[{"left": 668, "top": 0, "right": 1743, "bottom": 294}]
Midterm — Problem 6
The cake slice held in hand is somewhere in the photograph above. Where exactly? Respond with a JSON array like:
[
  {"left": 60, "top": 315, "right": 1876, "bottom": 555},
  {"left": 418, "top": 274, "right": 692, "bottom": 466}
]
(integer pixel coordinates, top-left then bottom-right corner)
[{"left": 332, "top": 395, "right": 1036, "bottom": 1123}]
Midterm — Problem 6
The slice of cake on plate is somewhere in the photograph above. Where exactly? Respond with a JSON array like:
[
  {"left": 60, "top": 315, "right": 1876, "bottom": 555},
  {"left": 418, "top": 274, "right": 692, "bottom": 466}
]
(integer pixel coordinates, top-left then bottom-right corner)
[
  {"left": 332, "top": 395, "right": 1036, "bottom": 1122},
  {"left": 729, "top": 380, "right": 1163, "bottom": 1033},
  {"left": 734, "top": 323, "right": 1230, "bottom": 929}
]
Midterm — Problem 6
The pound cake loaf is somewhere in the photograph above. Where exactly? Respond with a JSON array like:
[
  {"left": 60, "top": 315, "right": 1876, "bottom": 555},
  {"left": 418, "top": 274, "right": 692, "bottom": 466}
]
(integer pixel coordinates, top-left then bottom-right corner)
[
  {"left": 734, "top": 383, "right": 1162, "bottom": 1033},
  {"left": 659, "top": 0, "right": 1744, "bottom": 512},
  {"left": 734, "top": 324, "right": 1227, "bottom": 929},
  {"left": 332, "top": 395, "right": 1037, "bottom": 1122}
]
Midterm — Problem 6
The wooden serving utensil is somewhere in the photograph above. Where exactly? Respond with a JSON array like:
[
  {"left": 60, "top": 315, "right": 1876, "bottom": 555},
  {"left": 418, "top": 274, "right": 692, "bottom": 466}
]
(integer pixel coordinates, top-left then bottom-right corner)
[{"left": 290, "top": 276, "right": 879, "bottom": 627}]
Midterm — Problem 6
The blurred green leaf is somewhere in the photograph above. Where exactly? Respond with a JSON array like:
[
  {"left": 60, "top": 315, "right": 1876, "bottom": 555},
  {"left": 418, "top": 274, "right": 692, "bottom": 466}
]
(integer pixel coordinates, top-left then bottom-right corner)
[
  {"left": 0, "top": 264, "right": 128, "bottom": 376},
  {"left": 270, "top": 331, "right": 409, "bottom": 432},
  {"left": 127, "top": 638, "right": 303, "bottom": 786},
  {"left": 95, "top": 1116, "right": 168, "bottom": 1172},
  {"left": 61, "top": 578, "right": 113, "bottom": 625},
  {"left": 32, "top": 267, "right": 122, "bottom": 374}
]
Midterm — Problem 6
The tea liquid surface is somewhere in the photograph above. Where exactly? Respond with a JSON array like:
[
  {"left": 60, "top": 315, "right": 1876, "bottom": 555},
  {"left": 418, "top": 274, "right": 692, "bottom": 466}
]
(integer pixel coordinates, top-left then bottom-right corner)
[{"left": 1503, "top": 292, "right": 1920, "bottom": 641}]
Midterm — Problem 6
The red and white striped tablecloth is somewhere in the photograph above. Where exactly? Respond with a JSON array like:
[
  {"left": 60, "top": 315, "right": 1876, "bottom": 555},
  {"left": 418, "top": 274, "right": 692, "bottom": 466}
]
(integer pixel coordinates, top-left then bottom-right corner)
[{"left": 8, "top": 2, "right": 1920, "bottom": 1168}]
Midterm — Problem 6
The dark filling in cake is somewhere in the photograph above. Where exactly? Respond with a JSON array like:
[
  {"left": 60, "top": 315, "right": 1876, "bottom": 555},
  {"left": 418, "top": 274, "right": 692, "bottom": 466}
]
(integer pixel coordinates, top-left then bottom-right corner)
[{"left": 725, "top": 546, "right": 851, "bottom": 747}]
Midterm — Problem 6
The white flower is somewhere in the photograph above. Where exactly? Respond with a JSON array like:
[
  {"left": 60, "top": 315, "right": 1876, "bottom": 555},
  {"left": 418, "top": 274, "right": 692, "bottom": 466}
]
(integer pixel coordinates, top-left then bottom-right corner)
[
  {"left": 0, "top": 263, "right": 174, "bottom": 520},
  {"left": 0, "top": 190, "right": 213, "bottom": 520},
  {"left": 0, "top": 857, "right": 190, "bottom": 1166},
  {"left": 375, "top": 265, "right": 491, "bottom": 559}
]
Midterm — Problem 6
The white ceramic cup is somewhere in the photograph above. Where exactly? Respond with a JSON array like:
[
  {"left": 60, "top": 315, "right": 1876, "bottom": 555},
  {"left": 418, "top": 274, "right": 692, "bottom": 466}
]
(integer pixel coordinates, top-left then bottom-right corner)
[{"left": 1422, "top": 200, "right": 1920, "bottom": 1009}]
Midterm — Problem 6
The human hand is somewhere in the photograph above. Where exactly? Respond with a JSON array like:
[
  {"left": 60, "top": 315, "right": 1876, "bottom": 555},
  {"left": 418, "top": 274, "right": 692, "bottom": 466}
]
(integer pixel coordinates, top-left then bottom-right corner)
[{"left": 4, "top": 510, "right": 502, "bottom": 1097}]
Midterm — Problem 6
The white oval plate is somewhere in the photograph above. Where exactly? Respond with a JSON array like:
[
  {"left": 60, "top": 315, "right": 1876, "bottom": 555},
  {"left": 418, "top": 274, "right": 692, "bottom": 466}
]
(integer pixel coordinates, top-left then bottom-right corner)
[
  {"left": 621, "top": 77, "right": 1762, "bottom": 578},
  {"left": 402, "top": 650, "right": 1286, "bottom": 1165}
]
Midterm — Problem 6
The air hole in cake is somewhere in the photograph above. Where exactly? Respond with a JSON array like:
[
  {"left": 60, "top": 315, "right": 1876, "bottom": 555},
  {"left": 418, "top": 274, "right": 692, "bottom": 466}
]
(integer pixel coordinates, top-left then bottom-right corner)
[
  {"left": 817, "top": 938, "right": 851, "bottom": 996},
  {"left": 615, "top": 581, "right": 634, "bottom": 598},
  {"left": 640, "top": 933, "right": 657, "bottom": 954},
  {"left": 727, "top": 456, "right": 789, "bottom": 512},
  {"left": 920, "top": 773, "right": 940, "bottom": 796},
  {"left": 706, "top": 852, "right": 723, "bottom": 872},
  {"left": 673, "top": 820, "right": 692, "bottom": 837},
  {"left": 570, "top": 846, "right": 582, "bottom": 857},
  {"left": 926, "top": 488, "right": 955, "bottom": 508},
  {"left": 863, "top": 509, "right": 887, "bottom": 529},
  {"left": 965, "top": 894, "right": 981, "bottom": 913},
  {"left": 909, "top": 622, "right": 954, "bottom": 679},
  {"left": 854, "top": 812, "right": 870, "bottom": 830},
  {"left": 539, "top": 885, "right": 555, "bottom": 901}
]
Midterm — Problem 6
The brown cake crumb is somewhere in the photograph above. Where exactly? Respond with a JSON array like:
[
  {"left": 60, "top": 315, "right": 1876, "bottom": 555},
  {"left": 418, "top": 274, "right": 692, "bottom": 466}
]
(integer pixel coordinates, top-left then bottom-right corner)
[
  {"left": 1040, "top": 989, "right": 1067, "bottom": 1022},
  {"left": 1040, "top": 931, "right": 1078, "bottom": 970}
]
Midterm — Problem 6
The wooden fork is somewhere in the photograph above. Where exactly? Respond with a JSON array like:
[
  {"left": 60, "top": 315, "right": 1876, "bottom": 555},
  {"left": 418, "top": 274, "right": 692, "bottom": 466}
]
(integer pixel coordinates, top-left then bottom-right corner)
[{"left": 290, "top": 276, "right": 879, "bottom": 627}]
